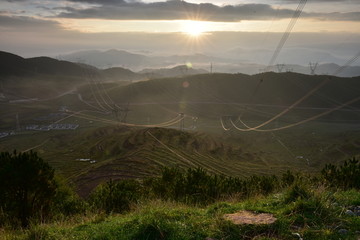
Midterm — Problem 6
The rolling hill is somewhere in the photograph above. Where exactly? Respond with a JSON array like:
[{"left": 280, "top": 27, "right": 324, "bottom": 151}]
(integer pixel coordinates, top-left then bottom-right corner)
[
  {"left": 95, "top": 72, "right": 360, "bottom": 126},
  {"left": 1, "top": 51, "right": 360, "bottom": 196},
  {"left": 0, "top": 51, "right": 99, "bottom": 77}
]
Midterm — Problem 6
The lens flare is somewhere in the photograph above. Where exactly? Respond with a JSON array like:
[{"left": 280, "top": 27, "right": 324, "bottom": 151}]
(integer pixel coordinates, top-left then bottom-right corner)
[{"left": 182, "top": 20, "right": 207, "bottom": 37}]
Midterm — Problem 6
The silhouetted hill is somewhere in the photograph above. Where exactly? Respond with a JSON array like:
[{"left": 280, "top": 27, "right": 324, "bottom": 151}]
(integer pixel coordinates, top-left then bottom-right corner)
[
  {"left": 139, "top": 65, "right": 208, "bottom": 78},
  {"left": 102, "top": 67, "right": 143, "bottom": 82},
  {"left": 0, "top": 51, "right": 32, "bottom": 76},
  {"left": 0, "top": 51, "right": 208, "bottom": 82},
  {"left": 27, "top": 57, "right": 97, "bottom": 77},
  {"left": 59, "top": 49, "right": 147, "bottom": 69},
  {"left": 0, "top": 51, "right": 98, "bottom": 77}
]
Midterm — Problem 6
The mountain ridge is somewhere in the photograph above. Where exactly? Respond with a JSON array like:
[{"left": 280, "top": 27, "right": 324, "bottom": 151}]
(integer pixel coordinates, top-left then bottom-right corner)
[{"left": 58, "top": 49, "right": 360, "bottom": 77}]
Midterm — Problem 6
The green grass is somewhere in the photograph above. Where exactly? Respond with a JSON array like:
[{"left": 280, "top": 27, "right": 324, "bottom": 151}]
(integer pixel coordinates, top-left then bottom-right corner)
[
  {"left": 1, "top": 123, "right": 360, "bottom": 197},
  {"left": 2, "top": 187, "right": 359, "bottom": 240}
]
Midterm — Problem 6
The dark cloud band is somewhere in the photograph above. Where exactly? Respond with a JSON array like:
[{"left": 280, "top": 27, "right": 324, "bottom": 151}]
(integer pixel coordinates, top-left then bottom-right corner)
[
  {"left": 54, "top": 0, "right": 360, "bottom": 22},
  {"left": 0, "top": 15, "right": 61, "bottom": 30}
]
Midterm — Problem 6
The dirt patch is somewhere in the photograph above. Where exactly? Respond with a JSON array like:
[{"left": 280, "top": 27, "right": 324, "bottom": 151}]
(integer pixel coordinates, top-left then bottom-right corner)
[{"left": 223, "top": 211, "right": 277, "bottom": 225}]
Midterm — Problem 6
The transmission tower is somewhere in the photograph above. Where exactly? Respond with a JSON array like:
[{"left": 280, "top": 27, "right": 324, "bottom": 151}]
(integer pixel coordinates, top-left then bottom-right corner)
[
  {"left": 276, "top": 64, "right": 285, "bottom": 73},
  {"left": 120, "top": 103, "right": 131, "bottom": 123},
  {"left": 210, "top": 62, "right": 213, "bottom": 74},
  {"left": 259, "top": 68, "right": 266, "bottom": 74},
  {"left": 112, "top": 104, "right": 120, "bottom": 122},
  {"left": 179, "top": 113, "right": 185, "bottom": 131},
  {"left": 309, "top": 62, "right": 318, "bottom": 75}
]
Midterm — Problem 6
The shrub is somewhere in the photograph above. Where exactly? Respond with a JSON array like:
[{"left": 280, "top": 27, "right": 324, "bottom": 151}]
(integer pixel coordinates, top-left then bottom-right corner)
[
  {"left": 0, "top": 151, "right": 57, "bottom": 227},
  {"left": 281, "top": 170, "right": 296, "bottom": 187},
  {"left": 284, "top": 182, "right": 312, "bottom": 203},
  {"left": 89, "top": 179, "right": 141, "bottom": 214},
  {"left": 321, "top": 158, "right": 360, "bottom": 189},
  {"left": 51, "top": 176, "right": 87, "bottom": 217},
  {"left": 144, "top": 167, "right": 281, "bottom": 205}
]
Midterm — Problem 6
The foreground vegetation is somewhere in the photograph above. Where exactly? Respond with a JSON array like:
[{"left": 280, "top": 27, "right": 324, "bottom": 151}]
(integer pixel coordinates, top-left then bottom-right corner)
[{"left": 0, "top": 151, "right": 359, "bottom": 239}]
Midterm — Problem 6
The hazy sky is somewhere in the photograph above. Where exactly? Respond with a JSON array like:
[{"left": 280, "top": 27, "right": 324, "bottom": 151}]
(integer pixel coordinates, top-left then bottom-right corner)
[{"left": 0, "top": 0, "right": 359, "bottom": 62}]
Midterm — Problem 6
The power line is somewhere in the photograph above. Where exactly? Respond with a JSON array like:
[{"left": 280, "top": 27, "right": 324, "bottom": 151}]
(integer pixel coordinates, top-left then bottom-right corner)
[
  {"left": 229, "top": 95, "right": 360, "bottom": 132},
  {"left": 266, "top": 0, "right": 307, "bottom": 70},
  {"left": 87, "top": 71, "right": 115, "bottom": 112},
  {"left": 80, "top": 64, "right": 109, "bottom": 113},
  {"left": 65, "top": 110, "right": 186, "bottom": 128},
  {"left": 229, "top": 50, "right": 360, "bottom": 132},
  {"left": 147, "top": 130, "right": 197, "bottom": 167},
  {"left": 220, "top": 116, "right": 231, "bottom": 131},
  {"left": 240, "top": 0, "right": 307, "bottom": 120}
]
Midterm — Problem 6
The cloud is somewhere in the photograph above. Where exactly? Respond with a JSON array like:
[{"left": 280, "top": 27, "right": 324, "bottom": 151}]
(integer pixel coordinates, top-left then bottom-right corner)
[
  {"left": 55, "top": 0, "right": 360, "bottom": 22},
  {"left": 67, "top": 0, "right": 126, "bottom": 4},
  {"left": 0, "top": 15, "right": 62, "bottom": 31},
  {"left": 280, "top": 0, "right": 359, "bottom": 2},
  {"left": 57, "top": 2, "right": 295, "bottom": 21},
  {"left": 310, "top": 11, "right": 360, "bottom": 21}
]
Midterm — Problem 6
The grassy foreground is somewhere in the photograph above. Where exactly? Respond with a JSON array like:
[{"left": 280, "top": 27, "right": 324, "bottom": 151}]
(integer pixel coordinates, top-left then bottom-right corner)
[
  {"left": 1, "top": 153, "right": 359, "bottom": 240},
  {"left": 2, "top": 188, "right": 360, "bottom": 240}
]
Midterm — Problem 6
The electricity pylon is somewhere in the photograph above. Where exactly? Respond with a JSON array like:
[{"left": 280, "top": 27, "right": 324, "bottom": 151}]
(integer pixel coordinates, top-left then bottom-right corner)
[{"left": 309, "top": 62, "right": 318, "bottom": 75}]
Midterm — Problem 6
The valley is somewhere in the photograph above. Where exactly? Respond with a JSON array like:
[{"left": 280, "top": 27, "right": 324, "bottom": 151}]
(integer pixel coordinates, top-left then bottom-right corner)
[{"left": 1, "top": 51, "right": 359, "bottom": 196}]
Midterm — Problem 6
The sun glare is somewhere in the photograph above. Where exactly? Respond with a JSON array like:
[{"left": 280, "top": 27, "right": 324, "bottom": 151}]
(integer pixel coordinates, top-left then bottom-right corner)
[{"left": 182, "top": 21, "right": 207, "bottom": 37}]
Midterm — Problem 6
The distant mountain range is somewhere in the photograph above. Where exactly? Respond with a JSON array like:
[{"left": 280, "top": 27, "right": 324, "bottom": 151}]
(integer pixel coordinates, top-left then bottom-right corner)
[
  {"left": 0, "top": 51, "right": 208, "bottom": 100},
  {"left": 58, "top": 49, "right": 217, "bottom": 72},
  {"left": 0, "top": 51, "right": 207, "bottom": 81},
  {"left": 0, "top": 51, "right": 97, "bottom": 77},
  {"left": 58, "top": 49, "right": 360, "bottom": 77}
]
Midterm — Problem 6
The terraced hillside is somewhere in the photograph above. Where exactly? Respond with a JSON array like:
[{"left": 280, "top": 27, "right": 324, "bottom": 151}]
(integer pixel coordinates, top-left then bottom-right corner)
[
  {"left": 72, "top": 127, "right": 307, "bottom": 196},
  {"left": 1, "top": 120, "right": 359, "bottom": 197}
]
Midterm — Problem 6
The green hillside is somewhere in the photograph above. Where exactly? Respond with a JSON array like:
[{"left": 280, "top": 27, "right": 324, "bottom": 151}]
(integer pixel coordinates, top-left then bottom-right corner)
[
  {"left": 1, "top": 57, "right": 359, "bottom": 197},
  {"left": 102, "top": 72, "right": 360, "bottom": 123},
  {"left": 1, "top": 124, "right": 359, "bottom": 198}
]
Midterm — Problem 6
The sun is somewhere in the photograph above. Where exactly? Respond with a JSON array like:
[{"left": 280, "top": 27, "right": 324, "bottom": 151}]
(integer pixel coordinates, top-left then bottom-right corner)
[{"left": 182, "top": 20, "right": 207, "bottom": 37}]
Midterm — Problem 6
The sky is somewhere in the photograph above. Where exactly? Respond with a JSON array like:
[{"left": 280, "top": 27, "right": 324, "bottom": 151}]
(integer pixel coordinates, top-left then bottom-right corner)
[{"left": 0, "top": 0, "right": 359, "bottom": 65}]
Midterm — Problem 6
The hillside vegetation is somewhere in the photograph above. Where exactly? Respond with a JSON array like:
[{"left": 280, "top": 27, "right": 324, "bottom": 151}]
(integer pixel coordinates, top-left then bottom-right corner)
[
  {"left": 1, "top": 126, "right": 328, "bottom": 197},
  {"left": 1, "top": 152, "right": 359, "bottom": 240}
]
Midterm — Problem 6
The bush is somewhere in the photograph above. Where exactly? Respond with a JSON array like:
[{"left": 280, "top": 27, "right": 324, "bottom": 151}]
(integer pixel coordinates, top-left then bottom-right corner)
[
  {"left": 284, "top": 182, "right": 312, "bottom": 203},
  {"left": 281, "top": 170, "right": 296, "bottom": 187},
  {"left": 89, "top": 179, "right": 141, "bottom": 214},
  {"left": 51, "top": 176, "right": 87, "bottom": 217},
  {"left": 0, "top": 151, "right": 57, "bottom": 227},
  {"left": 321, "top": 158, "right": 360, "bottom": 189},
  {"left": 143, "top": 167, "right": 281, "bottom": 205}
]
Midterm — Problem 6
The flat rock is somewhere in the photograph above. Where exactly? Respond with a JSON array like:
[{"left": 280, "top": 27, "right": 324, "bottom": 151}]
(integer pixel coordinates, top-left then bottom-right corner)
[
  {"left": 345, "top": 210, "right": 355, "bottom": 216},
  {"left": 223, "top": 210, "right": 277, "bottom": 225},
  {"left": 338, "top": 229, "right": 348, "bottom": 235}
]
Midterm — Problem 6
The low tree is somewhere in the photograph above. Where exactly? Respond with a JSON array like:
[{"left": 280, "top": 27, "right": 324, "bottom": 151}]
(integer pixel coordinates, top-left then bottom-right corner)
[
  {"left": 0, "top": 151, "right": 57, "bottom": 227},
  {"left": 89, "top": 179, "right": 141, "bottom": 214},
  {"left": 321, "top": 158, "right": 360, "bottom": 189}
]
